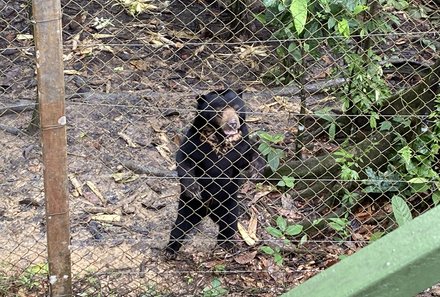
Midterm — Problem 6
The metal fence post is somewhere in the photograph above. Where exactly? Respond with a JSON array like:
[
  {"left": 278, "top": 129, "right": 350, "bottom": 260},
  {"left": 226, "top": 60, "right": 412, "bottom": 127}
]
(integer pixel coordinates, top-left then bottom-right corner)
[{"left": 32, "top": 0, "right": 72, "bottom": 296}]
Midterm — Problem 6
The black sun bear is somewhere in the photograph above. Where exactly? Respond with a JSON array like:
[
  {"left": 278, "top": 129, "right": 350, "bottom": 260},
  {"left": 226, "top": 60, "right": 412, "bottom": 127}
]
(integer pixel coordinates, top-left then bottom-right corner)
[{"left": 166, "top": 89, "right": 258, "bottom": 255}]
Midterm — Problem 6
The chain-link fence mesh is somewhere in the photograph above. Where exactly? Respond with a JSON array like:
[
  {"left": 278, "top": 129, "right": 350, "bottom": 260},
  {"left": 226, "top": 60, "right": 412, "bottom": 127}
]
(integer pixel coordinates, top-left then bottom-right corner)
[{"left": 1, "top": 0, "right": 439, "bottom": 295}]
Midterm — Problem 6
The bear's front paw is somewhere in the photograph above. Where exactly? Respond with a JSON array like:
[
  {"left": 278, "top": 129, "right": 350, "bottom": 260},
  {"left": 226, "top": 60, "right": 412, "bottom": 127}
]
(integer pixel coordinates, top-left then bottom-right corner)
[
  {"left": 164, "top": 247, "right": 178, "bottom": 260},
  {"left": 182, "top": 181, "right": 201, "bottom": 198}
]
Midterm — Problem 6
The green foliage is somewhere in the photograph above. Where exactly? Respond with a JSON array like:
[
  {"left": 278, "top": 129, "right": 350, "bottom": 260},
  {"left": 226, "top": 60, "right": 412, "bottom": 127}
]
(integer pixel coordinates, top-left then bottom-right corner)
[
  {"left": 213, "top": 264, "right": 226, "bottom": 274},
  {"left": 328, "top": 216, "right": 351, "bottom": 240},
  {"left": 139, "top": 284, "right": 167, "bottom": 297},
  {"left": 334, "top": 149, "right": 360, "bottom": 180},
  {"left": 299, "top": 234, "right": 308, "bottom": 245},
  {"left": 369, "top": 231, "right": 385, "bottom": 242},
  {"left": 290, "top": 0, "right": 308, "bottom": 35},
  {"left": 277, "top": 176, "right": 295, "bottom": 188},
  {"left": 361, "top": 96, "right": 440, "bottom": 223},
  {"left": 383, "top": 0, "right": 409, "bottom": 10},
  {"left": 92, "top": 17, "right": 114, "bottom": 30},
  {"left": 340, "top": 51, "right": 391, "bottom": 124},
  {"left": 379, "top": 120, "right": 393, "bottom": 131},
  {"left": 363, "top": 166, "right": 404, "bottom": 193},
  {"left": 257, "top": 131, "right": 285, "bottom": 171},
  {"left": 392, "top": 95, "right": 440, "bottom": 204},
  {"left": 257, "top": 0, "right": 395, "bottom": 84},
  {"left": 341, "top": 190, "right": 360, "bottom": 208},
  {"left": 185, "top": 275, "right": 194, "bottom": 284},
  {"left": 314, "top": 107, "right": 337, "bottom": 140},
  {"left": 391, "top": 195, "right": 413, "bottom": 226},
  {"left": 261, "top": 216, "right": 304, "bottom": 265},
  {"left": 77, "top": 273, "right": 112, "bottom": 297},
  {"left": 0, "top": 272, "right": 12, "bottom": 296},
  {"left": 396, "top": 142, "right": 439, "bottom": 194},
  {"left": 260, "top": 246, "right": 284, "bottom": 265},
  {"left": 19, "top": 263, "right": 48, "bottom": 290},
  {"left": 202, "top": 278, "right": 228, "bottom": 297}
]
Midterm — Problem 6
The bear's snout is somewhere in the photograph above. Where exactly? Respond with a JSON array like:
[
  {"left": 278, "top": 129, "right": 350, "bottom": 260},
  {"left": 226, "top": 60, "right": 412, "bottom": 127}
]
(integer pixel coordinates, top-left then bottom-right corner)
[
  {"left": 227, "top": 118, "right": 238, "bottom": 130},
  {"left": 221, "top": 107, "right": 240, "bottom": 135}
]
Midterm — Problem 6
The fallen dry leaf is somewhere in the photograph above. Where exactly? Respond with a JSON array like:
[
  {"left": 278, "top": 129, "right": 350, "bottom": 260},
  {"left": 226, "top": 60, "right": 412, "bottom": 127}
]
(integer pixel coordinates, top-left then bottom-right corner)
[
  {"left": 91, "top": 214, "right": 121, "bottom": 223},
  {"left": 69, "top": 174, "right": 83, "bottom": 196},
  {"left": 248, "top": 211, "right": 258, "bottom": 242},
  {"left": 112, "top": 172, "right": 139, "bottom": 183},
  {"left": 250, "top": 190, "right": 271, "bottom": 204},
  {"left": 86, "top": 181, "right": 105, "bottom": 205},
  {"left": 238, "top": 222, "right": 256, "bottom": 246},
  {"left": 64, "top": 69, "right": 83, "bottom": 75},
  {"left": 92, "top": 33, "right": 115, "bottom": 39},
  {"left": 156, "top": 144, "right": 173, "bottom": 164},
  {"left": 17, "top": 34, "right": 33, "bottom": 40},
  {"left": 118, "top": 131, "right": 138, "bottom": 148},
  {"left": 234, "top": 251, "right": 257, "bottom": 264}
]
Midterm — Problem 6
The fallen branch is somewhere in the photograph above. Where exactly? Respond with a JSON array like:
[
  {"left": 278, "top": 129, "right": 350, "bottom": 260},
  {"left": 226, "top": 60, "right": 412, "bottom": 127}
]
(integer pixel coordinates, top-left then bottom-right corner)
[
  {"left": 122, "top": 160, "right": 177, "bottom": 177},
  {"left": 0, "top": 100, "right": 36, "bottom": 117},
  {"left": 0, "top": 124, "right": 27, "bottom": 136}
]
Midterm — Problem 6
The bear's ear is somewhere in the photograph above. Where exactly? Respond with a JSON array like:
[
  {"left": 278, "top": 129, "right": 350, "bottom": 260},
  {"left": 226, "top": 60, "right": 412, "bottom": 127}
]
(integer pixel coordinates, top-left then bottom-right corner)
[{"left": 197, "top": 95, "right": 207, "bottom": 108}]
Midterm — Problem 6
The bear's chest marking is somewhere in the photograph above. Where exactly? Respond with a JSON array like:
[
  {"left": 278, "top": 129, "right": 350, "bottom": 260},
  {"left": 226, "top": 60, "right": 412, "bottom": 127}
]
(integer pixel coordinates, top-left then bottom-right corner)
[{"left": 199, "top": 128, "right": 242, "bottom": 157}]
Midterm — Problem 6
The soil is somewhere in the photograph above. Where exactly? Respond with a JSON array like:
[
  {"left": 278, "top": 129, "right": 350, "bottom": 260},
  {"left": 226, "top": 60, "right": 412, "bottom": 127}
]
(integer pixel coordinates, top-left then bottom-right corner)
[{"left": 0, "top": 0, "right": 439, "bottom": 296}]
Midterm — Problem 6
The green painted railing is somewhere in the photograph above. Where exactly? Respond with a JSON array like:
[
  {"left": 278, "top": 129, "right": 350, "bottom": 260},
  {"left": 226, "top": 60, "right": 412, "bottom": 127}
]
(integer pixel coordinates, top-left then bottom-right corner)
[{"left": 282, "top": 205, "right": 440, "bottom": 297}]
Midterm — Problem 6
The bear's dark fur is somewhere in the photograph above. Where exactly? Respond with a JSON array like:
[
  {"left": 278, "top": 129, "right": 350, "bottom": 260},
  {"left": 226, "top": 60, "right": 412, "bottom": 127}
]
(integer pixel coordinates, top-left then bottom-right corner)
[{"left": 166, "top": 89, "right": 257, "bottom": 255}]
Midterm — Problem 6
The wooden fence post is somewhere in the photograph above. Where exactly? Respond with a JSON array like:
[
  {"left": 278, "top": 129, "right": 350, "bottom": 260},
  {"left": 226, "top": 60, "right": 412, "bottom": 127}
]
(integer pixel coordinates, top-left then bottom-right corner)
[{"left": 32, "top": 0, "right": 72, "bottom": 296}]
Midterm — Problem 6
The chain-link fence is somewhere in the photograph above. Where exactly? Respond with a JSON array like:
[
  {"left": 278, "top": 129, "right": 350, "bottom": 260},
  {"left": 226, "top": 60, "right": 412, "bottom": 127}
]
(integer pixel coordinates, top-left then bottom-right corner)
[{"left": 1, "top": 0, "right": 439, "bottom": 295}]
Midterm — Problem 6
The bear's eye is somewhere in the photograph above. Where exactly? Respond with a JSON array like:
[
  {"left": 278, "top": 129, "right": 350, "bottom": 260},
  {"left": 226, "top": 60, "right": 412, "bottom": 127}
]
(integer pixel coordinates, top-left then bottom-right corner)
[{"left": 233, "top": 104, "right": 240, "bottom": 110}]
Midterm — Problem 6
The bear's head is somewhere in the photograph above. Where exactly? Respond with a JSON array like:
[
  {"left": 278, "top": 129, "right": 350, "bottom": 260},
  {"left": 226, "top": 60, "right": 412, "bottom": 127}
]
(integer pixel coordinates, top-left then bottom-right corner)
[{"left": 195, "top": 89, "right": 246, "bottom": 138}]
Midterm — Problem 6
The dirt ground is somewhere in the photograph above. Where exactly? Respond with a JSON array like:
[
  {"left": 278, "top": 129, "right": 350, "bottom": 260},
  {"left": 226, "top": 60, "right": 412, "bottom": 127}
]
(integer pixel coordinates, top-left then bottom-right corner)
[{"left": 1, "top": 0, "right": 439, "bottom": 296}]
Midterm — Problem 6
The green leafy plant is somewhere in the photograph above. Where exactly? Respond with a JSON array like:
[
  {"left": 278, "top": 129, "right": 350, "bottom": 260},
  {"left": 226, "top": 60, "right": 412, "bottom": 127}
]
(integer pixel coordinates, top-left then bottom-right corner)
[
  {"left": 76, "top": 271, "right": 110, "bottom": 297},
  {"left": 261, "top": 216, "right": 303, "bottom": 265},
  {"left": 260, "top": 246, "right": 284, "bottom": 266},
  {"left": 19, "top": 263, "right": 48, "bottom": 290},
  {"left": 277, "top": 175, "right": 295, "bottom": 188},
  {"left": 391, "top": 96, "right": 440, "bottom": 205},
  {"left": 139, "top": 284, "right": 165, "bottom": 297},
  {"left": 257, "top": 131, "right": 285, "bottom": 171},
  {"left": 328, "top": 216, "right": 351, "bottom": 240},
  {"left": 0, "top": 272, "right": 12, "bottom": 296},
  {"left": 383, "top": 0, "right": 409, "bottom": 10},
  {"left": 267, "top": 216, "right": 304, "bottom": 243},
  {"left": 213, "top": 264, "right": 226, "bottom": 275},
  {"left": 340, "top": 51, "right": 391, "bottom": 127},
  {"left": 341, "top": 189, "right": 360, "bottom": 208},
  {"left": 369, "top": 231, "right": 385, "bottom": 242},
  {"left": 256, "top": 0, "right": 378, "bottom": 84},
  {"left": 92, "top": 17, "right": 114, "bottom": 30},
  {"left": 256, "top": 0, "right": 309, "bottom": 84},
  {"left": 314, "top": 107, "right": 337, "bottom": 141},
  {"left": 334, "top": 148, "right": 360, "bottom": 180},
  {"left": 391, "top": 195, "right": 413, "bottom": 226},
  {"left": 202, "top": 278, "right": 228, "bottom": 297},
  {"left": 396, "top": 143, "right": 440, "bottom": 194},
  {"left": 363, "top": 166, "right": 404, "bottom": 194}
]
